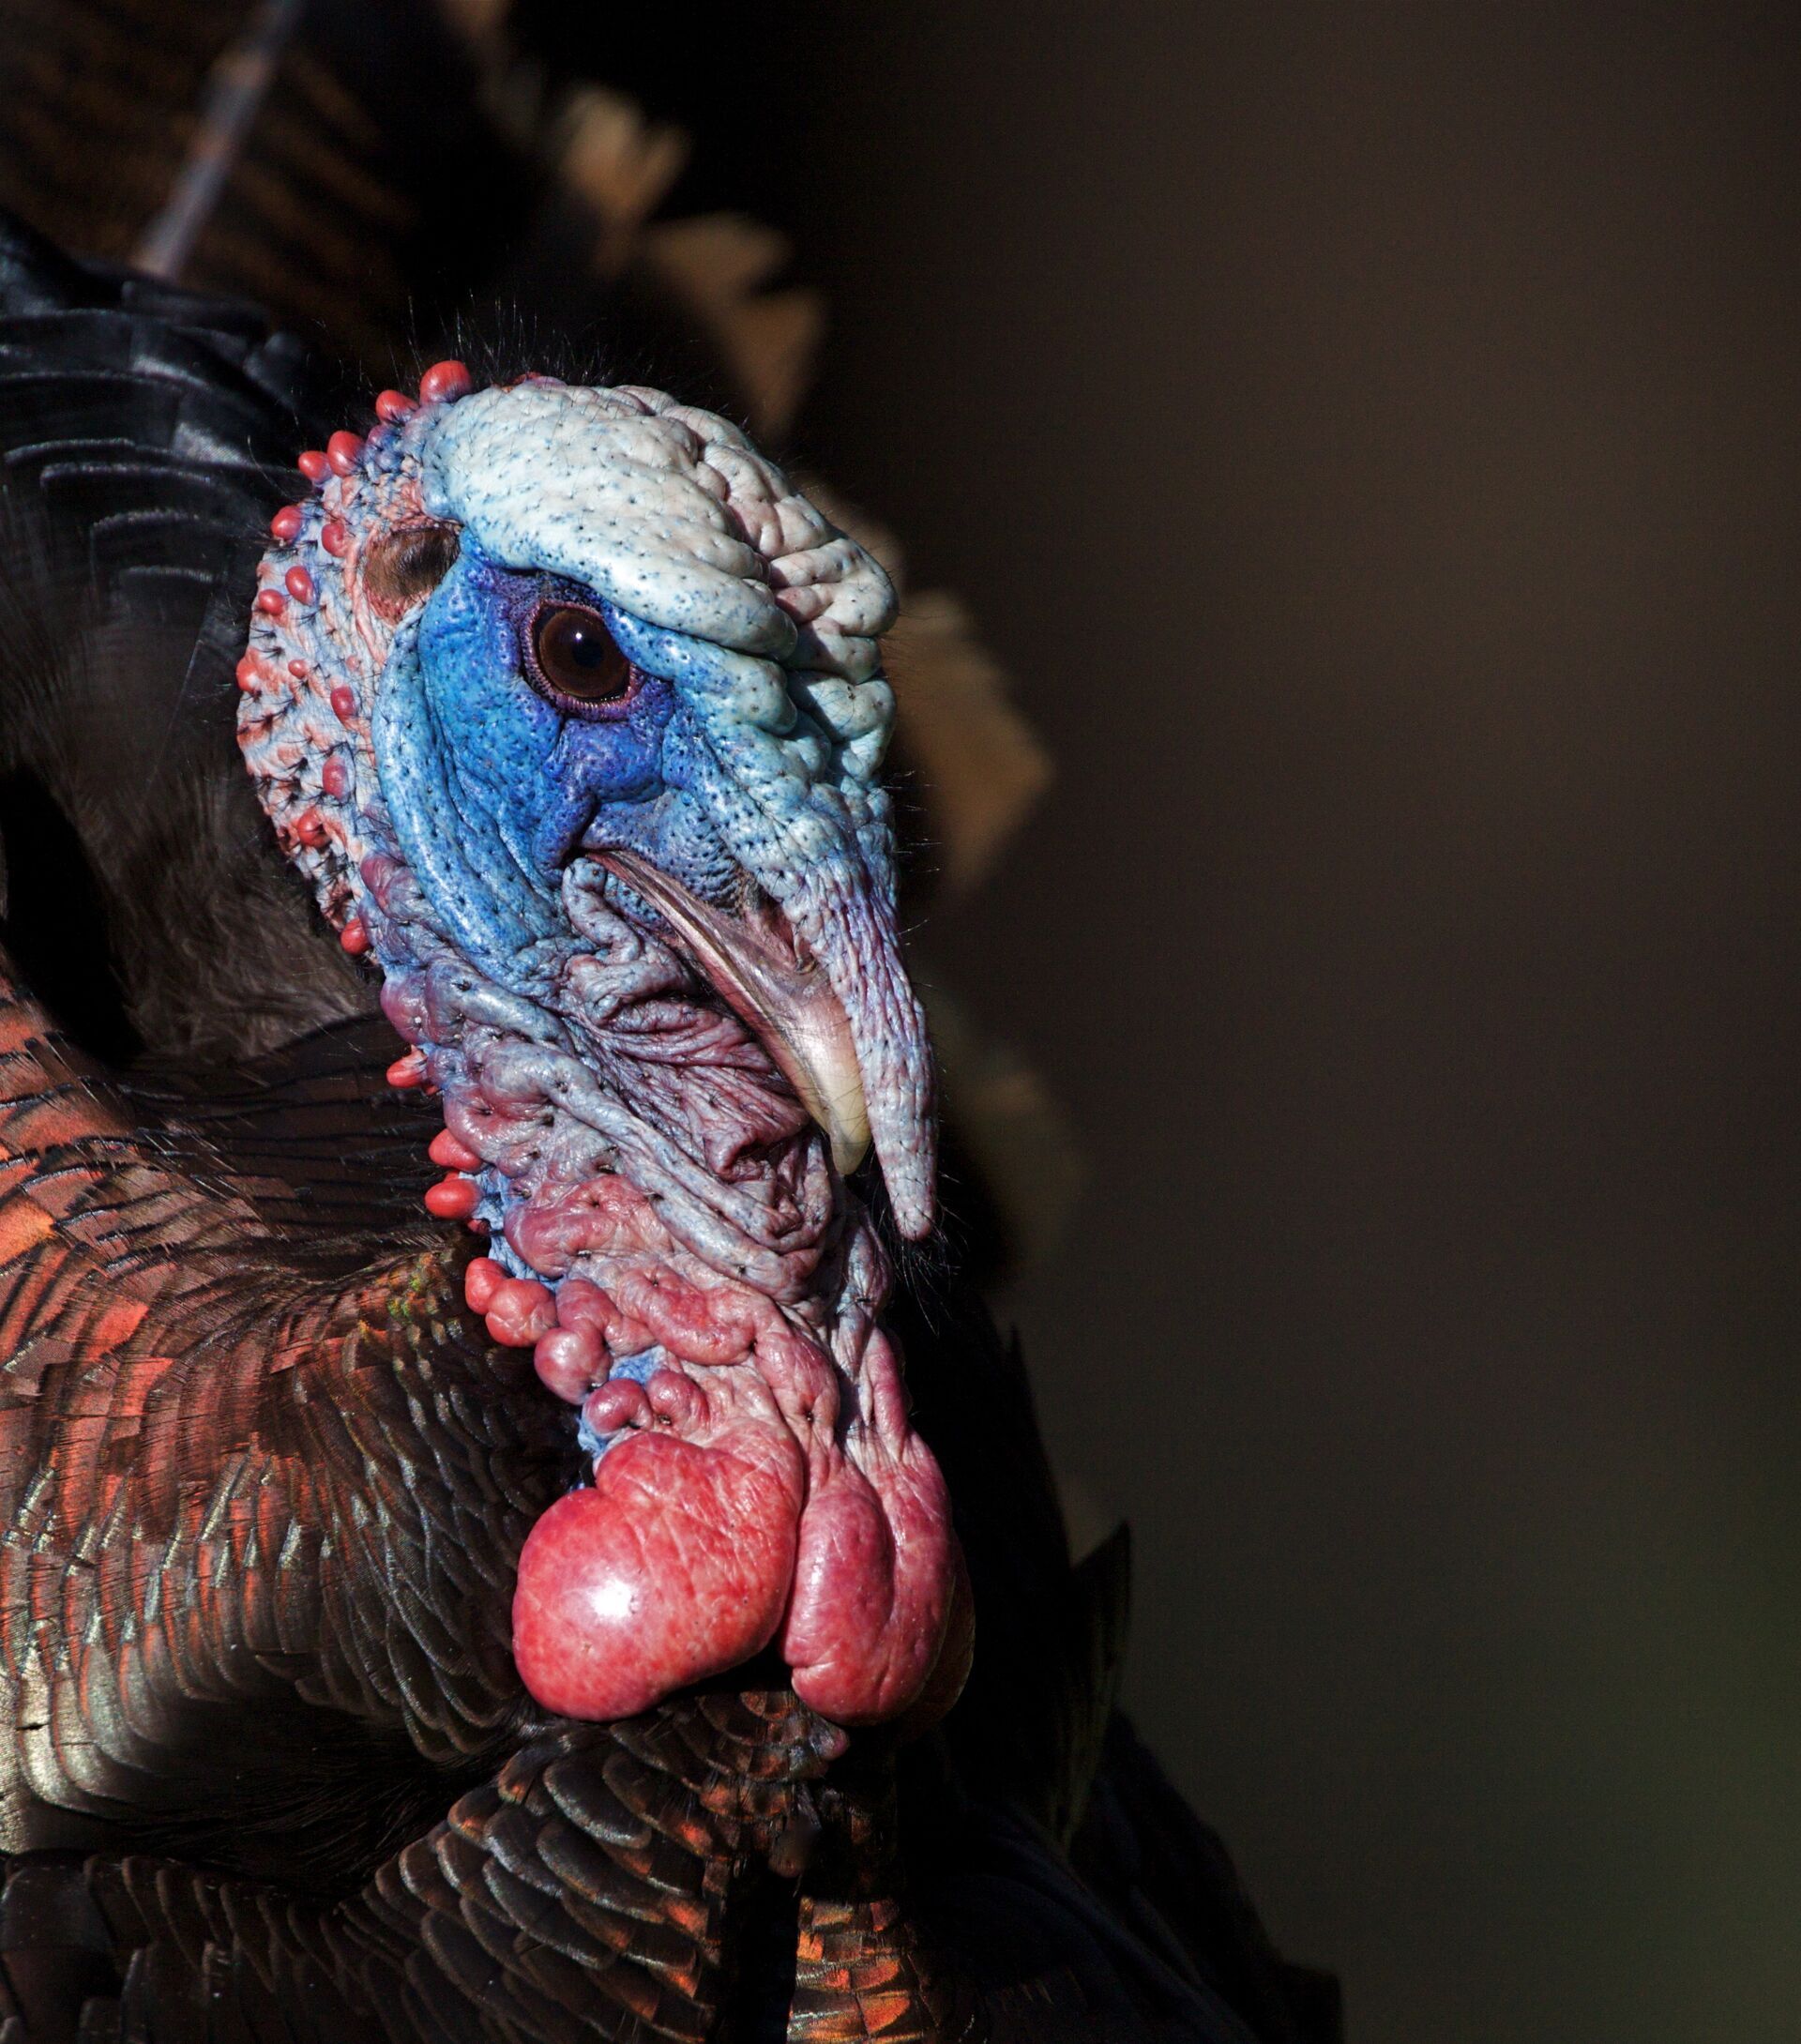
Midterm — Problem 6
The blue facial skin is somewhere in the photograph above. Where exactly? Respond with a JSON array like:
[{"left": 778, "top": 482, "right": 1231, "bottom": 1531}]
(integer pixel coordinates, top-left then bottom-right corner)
[{"left": 371, "top": 537, "right": 744, "bottom": 993}]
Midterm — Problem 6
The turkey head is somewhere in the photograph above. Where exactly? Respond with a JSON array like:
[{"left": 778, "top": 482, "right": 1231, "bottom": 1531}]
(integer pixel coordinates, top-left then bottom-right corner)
[{"left": 235, "top": 366, "right": 965, "bottom": 1732}]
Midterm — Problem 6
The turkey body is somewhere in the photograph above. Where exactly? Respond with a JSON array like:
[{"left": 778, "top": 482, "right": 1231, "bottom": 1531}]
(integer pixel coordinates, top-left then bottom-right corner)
[{"left": 0, "top": 211, "right": 1337, "bottom": 2043}]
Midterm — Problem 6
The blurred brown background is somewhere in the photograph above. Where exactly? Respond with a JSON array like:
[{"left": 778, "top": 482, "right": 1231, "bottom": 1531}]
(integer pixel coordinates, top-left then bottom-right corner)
[{"left": 559, "top": 7, "right": 1801, "bottom": 2039}]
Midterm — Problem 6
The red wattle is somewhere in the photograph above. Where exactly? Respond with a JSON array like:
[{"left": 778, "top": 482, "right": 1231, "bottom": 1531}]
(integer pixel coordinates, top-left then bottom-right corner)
[
  {"left": 491, "top": 1173, "right": 959, "bottom": 1726},
  {"left": 511, "top": 1424, "right": 805, "bottom": 1720},
  {"left": 782, "top": 1445, "right": 957, "bottom": 1725}
]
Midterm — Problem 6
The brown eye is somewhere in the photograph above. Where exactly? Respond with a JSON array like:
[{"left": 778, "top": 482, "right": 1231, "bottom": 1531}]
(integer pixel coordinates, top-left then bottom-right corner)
[{"left": 530, "top": 604, "right": 634, "bottom": 705}]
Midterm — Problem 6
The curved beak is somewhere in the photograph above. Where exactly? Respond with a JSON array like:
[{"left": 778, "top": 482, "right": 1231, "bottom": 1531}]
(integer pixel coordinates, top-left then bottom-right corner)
[{"left": 599, "top": 849, "right": 935, "bottom": 1235}]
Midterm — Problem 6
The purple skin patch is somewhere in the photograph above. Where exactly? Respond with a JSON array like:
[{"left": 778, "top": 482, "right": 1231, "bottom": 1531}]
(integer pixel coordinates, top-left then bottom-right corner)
[{"left": 235, "top": 368, "right": 968, "bottom": 1727}]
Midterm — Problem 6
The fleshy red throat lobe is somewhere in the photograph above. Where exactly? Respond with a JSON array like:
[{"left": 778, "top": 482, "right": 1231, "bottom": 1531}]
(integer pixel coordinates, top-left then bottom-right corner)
[{"left": 510, "top": 1310, "right": 964, "bottom": 1727}]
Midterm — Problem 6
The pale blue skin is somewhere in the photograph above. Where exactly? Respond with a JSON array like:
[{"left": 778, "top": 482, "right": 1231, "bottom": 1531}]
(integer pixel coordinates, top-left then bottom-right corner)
[{"left": 244, "top": 376, "right": 943, "bottom": 1239}]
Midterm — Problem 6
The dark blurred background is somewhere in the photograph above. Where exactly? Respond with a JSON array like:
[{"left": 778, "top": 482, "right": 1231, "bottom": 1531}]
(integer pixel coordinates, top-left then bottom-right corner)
[
  {"left": 583, "top": 8, "right": 1801, "bottom": 2040},
  {"left": 10, "top": 3, "right": 1800, "bottom": 2036}
]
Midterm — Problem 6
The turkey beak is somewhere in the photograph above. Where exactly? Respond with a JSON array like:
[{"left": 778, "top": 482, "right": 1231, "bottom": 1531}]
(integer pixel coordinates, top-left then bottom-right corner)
[{"left": 598, "top": 851, "right": 935, "bottom": 1234}]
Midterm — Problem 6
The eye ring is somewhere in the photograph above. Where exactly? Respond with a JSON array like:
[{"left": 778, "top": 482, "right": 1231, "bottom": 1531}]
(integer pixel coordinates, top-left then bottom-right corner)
[{"left": 525, "top": 602, "right": 638, "bottom": 711}]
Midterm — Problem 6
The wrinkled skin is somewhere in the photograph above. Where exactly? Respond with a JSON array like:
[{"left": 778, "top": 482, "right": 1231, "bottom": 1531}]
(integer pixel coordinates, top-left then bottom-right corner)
[{"left": 236, "top": 371, "right": 967, "bottom": 1730}]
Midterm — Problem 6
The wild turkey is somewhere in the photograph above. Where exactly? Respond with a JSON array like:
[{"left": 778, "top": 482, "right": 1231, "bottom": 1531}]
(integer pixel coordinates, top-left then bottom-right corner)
[{"left": 0, "top": 27, "right": 1339, "bottom": 2040}]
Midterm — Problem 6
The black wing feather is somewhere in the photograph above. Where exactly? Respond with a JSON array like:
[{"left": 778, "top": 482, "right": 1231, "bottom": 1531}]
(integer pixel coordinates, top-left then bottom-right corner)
[{"left": 0, "top": 206, "right": 371, "bottom": 1065}]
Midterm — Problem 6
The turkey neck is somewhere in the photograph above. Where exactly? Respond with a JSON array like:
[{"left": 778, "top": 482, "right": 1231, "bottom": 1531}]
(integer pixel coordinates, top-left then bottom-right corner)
[{"left": 356, "top": 843, "right": 964, "bottom": 1731}]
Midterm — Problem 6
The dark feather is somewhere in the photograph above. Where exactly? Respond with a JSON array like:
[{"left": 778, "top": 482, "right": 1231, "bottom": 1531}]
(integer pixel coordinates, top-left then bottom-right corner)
[{"left": 0, "top": 206, "right": 371, "bottom": 1064}]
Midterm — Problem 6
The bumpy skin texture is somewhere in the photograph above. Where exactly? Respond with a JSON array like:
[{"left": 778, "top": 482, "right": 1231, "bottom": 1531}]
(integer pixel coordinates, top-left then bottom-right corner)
[
  {"left": 235, "top": 366, "right": 958, "bottom": 1732},
  {"left": 0, "top": 211, "right": 1340, "bottom": 2041}
]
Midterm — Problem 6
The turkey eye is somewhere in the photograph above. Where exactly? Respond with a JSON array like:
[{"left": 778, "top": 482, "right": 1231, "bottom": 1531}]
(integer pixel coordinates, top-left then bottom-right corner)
[{"left": 530, "top": 604, "right": 633, "bottom": 704}]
